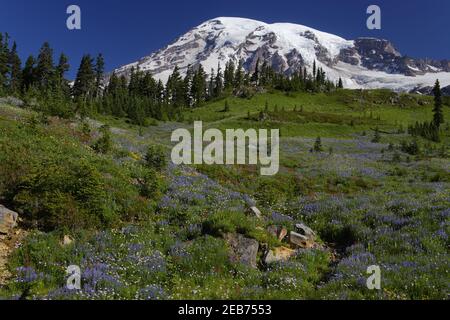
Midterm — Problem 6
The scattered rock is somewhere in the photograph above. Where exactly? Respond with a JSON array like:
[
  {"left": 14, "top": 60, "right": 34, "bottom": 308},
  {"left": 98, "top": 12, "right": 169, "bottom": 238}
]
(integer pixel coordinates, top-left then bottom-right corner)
[
  {"left": 289, "top": 231, "right": 314, "bottom": 249},
  {"left": 264, "top": 246, "right": 296, "bottom": 264},
  {"left": 266, "top": 225, "right": 288, "bottom": 241},
  {"left": 294, "top": 223, "right": 317, "bottom": 242},
  {"left": 278, "top": 227, "right": 288, "bottom": 241},
  {"left": 62, "top": 235, "right": 74, "bottom": 246},
  {"left": 0, "top": 205, "right": 19, "bottom": 235},
  {"left": 225, "top": 233, "right": 259, "bottom": 269},
  {"left": 247, "top": 206, "right": 262, "bottom": 219},
  {"left": 0, "top": 96, "right": 24, "bottom": 107}
]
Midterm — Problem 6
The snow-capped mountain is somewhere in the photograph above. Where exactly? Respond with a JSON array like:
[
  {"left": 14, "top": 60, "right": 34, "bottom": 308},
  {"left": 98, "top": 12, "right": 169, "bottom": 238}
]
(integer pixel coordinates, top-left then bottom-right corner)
[{"left": 113, "top": 17, "right": 450, "bottom": 92}]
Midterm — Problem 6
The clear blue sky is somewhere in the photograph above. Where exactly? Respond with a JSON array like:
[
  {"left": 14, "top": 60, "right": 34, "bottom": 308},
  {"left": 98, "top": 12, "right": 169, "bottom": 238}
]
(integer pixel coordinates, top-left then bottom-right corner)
[{"left": 1, "top": 0, "right": 448, "bottom": 79}]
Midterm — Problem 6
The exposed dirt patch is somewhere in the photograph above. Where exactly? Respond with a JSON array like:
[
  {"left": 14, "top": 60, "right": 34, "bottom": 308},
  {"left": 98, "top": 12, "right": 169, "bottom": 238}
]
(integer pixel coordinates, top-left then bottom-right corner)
[{"left": 0, "top": 229, "right": 27, "bottom": 286}]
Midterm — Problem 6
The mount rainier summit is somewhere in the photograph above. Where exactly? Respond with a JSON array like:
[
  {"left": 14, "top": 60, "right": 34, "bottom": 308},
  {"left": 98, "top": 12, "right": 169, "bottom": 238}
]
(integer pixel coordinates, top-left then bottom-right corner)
[{"left": 114, "top": 17, "right": 450, "bottom": 93}]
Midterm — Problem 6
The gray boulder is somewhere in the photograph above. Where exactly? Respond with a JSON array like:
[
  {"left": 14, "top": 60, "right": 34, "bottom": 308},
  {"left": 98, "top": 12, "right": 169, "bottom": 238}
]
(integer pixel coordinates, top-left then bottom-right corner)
[
  {"left": 0, "top": 205, "right": 18, "bottom": 235},
  {"left": 289, "top": 231, "right": 313, "bottom": 248},
  {"left": 294, "top": 223, "right": 317, "bottom": 241},
  {"left": 264, "top": 246, "right": 296, "bottom": 265},
  {"left": 225, "top": 233, "right": 259, "bottom": 269}
]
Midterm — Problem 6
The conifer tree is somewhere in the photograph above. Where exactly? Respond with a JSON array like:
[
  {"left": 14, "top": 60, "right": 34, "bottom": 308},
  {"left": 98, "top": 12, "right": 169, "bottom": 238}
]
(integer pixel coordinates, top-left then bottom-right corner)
[
  {"left": 207, "top": 68, "right": 215, "bottom": 100},
  {"left": 56, "top": 53, "right": 70, "bottom": 80},
  {"left": 22, "top": 55, "right": 36, "bottom": 92},
  {"left": 8, "top": 41, "right": 22, "bottom": 93},
  {"left": 191, "top": 65, "right": 207, "bottom": 107},
  {"left": 35, "top": 42, "right": 55, "bottom": 89},
  {"left": 372, "top": 127, "right": 381, "bottom": 143},
  {"left": 0, "top": 33, "right": 10, "bottom": 92},
  {"left": 234, "top": 60, "right": 244, "bottom": 88},
  {"left": 313, "top": 137, "right": 323, "bottom": 152},
  {"left": 94, "top": 53, "right": 105, "bottom": 97},
  {"left": 432, "top": 79, "right": 444, "bottom": 128},
  {"left": 313, "top": 60, "right": 317, "bottom": 79},
  {"left": 73, "top": 54, "right": 95, "bottom": 101},
  {"left": 183, "top": 65, "right": 194, "bottom": 107},
  {"left": 55, "top": 53, "right": 70, "bottom": 97},
  {"left": 214, "top": 63, "right": 223, "bottom": 98},
  {"left": 224, "top": 60, "right": 235, "bottom": 89},
  {"left": 251, "top": 58, "right": 260, "bottom": 85}
]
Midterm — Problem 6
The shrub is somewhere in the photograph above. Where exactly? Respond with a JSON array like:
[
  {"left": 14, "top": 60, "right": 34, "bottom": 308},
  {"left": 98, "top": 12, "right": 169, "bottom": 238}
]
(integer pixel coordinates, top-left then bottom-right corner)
[
  {"left": 93, "top": 125, "right": 113, "bottom": 154},
  {"left": 313, "top": 137, "right": 323, "bottom": 152},
  {"left": 145, "top": 144, "right": 167, "bottom": 171},
  {"left": 400, "top": 139, "right": 420, "bottom": 155},
  {"left": 131, "top": 166, "right": 166, "bottom": 200},
  {"left": 0, "top": 119, "right": 151, "bottom": 231},
  {"left": 13, "top": 159, "right": 112, "bottom": 230}
]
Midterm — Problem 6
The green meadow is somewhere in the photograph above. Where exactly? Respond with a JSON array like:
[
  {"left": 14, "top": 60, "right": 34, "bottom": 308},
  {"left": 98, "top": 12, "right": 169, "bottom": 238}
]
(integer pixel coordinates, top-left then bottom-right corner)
[{"left": 0, "top": 88, "right": 449, "bottom": 300}]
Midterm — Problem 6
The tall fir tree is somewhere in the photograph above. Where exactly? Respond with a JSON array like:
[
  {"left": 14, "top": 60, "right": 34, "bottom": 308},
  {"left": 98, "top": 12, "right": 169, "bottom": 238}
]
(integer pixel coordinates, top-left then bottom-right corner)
[
  {"left": 94, "top": 53, "right": 105, "bottom": 97},
  {"left": 224, "top": 60, "right": 235, "bottom": 89},
  {"left": 56, "top": 53, "right": 70, "bottom": 80},
  {"left": 191, "top": 65, "right": 207, "bottom": 107},
  {"left": 214, "top": 63, "right": 223, "bottom": 98},
  {"left": 22, "top": 55, "right": 36, "bottom": 92},
  {"left": 234, "top": 60, "right": 244, "bottom": 88},
  {"left": 251, "top": 58, "right": 260, "bottom": 85},
  {"left": 432, "top": 79, "right": 444, "bottom": 127},
  {"left": 183, "top": 65, "right": 194, "bottom": 107},
  {"left": 35, "top": 42, "right": 55, "bottom": 89},
  {"left": 8, "top": 41, "right": 22, "bottom": 93},
  {"left": 0, "top": 33, "right": 10, "bottom": 92},
  {"left": 73, "top": 54, "right": 95, "bottom": 102},
  {"left": 55, "top": 53, "right": 70, "bottom": 97}
]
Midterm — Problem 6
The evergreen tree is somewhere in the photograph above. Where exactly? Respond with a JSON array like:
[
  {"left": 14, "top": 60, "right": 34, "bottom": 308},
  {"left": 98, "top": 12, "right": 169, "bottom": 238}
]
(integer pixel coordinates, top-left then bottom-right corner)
[
  {"left": 313, "top": 60, "right": 317, "bottom": 79},
  {"left": 372, "top": 127, "right": 381, "bottom": 143},
  {"left": 55, "top": 53, "right": 70, "bottom": 96},
  {"left": 8, "top": 41, "right": 22, "bottom": 93},
  {"left": 214, "top": 63, "right": 223, "bottom": 98},
  {"left": 338, "top": 77, "right": 343, "bottom": 89},
  {"left": 207, "top": 68, "right": 215, "bottom": 100},
  {"left": 224, "top": 60, "right": 235, "bottom": 89},
  {"left": 35, "top": 42, "right": 55, "bottom": 89},
  {"left": 191, "top": 65, "right": 207, "bottom": 107},
  {"left": 56, "top": 53, "right": 70, "bottom": 80},
  {"left": 22, "top": 55, "right": 36, "bottom": 92},
  {"left": 313, "top": 137, "right": 323, "bottom": 152},
  {"left": 94, "top": 53, "right": 105, "bottom": 97},
  {"left": 251, "top": 58, "right": 260, "bottom": 85},
  {"left": 432, "top": 79, "right": 444, "bottom": 127},
  {"left": 0, "top": 33, "right": 10, "bottom": 92},
  {"left": 73, "top": 54, "right": 95, "bottom": 101},
  {"left": 183, "top": 65, "right": 194, "bottom": 107},
  {"left": 234, "top": 60, "right": 244, "bottom": 88},
  {"left": 165, "top": 66, "right": 185, "bottom": 109}
]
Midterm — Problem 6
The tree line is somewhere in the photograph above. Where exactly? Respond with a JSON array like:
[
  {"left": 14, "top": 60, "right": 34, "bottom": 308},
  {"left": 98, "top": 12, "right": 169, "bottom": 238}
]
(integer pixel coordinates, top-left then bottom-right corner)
[{"left": 0, "top": 33, "right": 344, "bottom": 124}]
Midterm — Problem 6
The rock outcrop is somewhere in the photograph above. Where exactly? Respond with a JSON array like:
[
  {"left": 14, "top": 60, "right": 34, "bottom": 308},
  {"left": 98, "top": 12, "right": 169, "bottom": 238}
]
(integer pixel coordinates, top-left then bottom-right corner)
[
  {"left": 0, "top": 205, "right": 19, "bottom": 235},
  {"left": 225, "top": 233, "right": 259, "bottom": 269}
]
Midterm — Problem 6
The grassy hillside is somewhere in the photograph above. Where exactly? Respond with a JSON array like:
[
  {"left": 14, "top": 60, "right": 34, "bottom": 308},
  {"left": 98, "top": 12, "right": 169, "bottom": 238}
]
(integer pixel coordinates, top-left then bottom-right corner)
[{"left": 0, "top": 89, "right": 449, "bottom": 300}]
